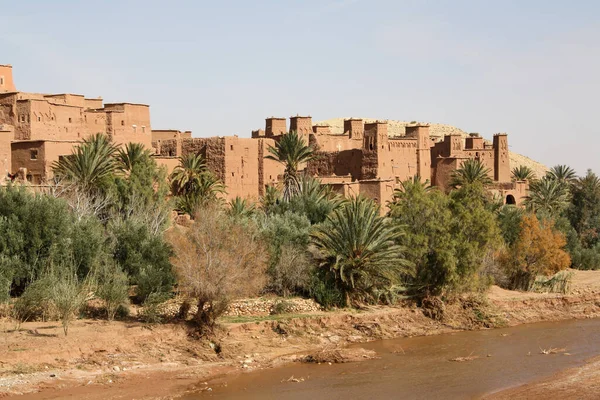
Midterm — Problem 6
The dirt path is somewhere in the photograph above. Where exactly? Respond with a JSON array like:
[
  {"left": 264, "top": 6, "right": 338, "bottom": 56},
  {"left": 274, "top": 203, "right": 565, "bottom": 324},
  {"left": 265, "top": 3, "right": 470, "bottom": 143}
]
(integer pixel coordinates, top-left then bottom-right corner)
[{"left": 2, "top": 269, "right": 600, "bottom": 399}]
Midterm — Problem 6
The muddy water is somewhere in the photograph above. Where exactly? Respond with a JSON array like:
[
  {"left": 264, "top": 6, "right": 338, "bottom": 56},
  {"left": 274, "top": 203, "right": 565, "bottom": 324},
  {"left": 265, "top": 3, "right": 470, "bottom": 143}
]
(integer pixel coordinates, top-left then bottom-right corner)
[{"left": 183, "top": 319, "right": 600, "bottom": 399}]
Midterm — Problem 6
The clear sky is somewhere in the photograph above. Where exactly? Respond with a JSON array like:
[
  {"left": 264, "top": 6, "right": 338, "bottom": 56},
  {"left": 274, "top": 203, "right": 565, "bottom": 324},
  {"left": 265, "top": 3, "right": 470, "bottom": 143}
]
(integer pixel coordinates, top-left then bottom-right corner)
[{"left": 2, "top": 0, "right": 598, "bottom": 174}]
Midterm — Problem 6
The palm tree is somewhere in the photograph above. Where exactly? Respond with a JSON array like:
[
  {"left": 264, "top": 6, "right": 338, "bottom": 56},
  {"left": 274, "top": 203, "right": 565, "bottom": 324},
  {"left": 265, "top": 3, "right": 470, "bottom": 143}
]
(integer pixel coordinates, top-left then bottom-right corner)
[
  {"left": 292, "top": 176, "right": 345, "bottom": 223},
  {"left": 449, "top": 159, "right": 493, "bottom": 189},
  {"left": 511, "top": 165, "right": 536, "bottom": 182},
  {"left": 169, "top": 153, "right": 208, "bottom": 196},
  {"left": 524, "top": 177, "right": 571, "bottom": 217},
  {"left": 227, "top": 196, "right": 257, "bottom": 219},
  {"left": 546, "top": 165, "right": 577, "bottom": 184},
  {"left": 260, "top": 185, "right": 281, "bottom": 212},
  {"left": 174, "top": 172, "right": 225, "bottom": 216},
  {"left": 52, "top": 133, "right": 118, "bottom": 192},
  {"left": 116, "top": 142, "right": 152, "bottom": 174},
  {"left": 311, "top": 196, "right": 414, "bottom": 307},
  {"left": 170, "top": 153, "right": 225, "bottom": 216},
  {"left": 265, "top": 131, "right": 317, "bottom": 201}
]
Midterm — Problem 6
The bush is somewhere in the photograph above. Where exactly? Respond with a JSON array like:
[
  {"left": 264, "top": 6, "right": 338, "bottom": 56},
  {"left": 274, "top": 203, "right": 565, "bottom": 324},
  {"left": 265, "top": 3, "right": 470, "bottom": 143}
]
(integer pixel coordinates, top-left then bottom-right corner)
[
  {"left": 12, "top": 276, "right": 56, "bottom": 323},
  {"left": 311, "top": 197, "right": 413, "bottom": 307},
  {"left": 167, "top": 206, "right": 267, "bottom": 331},
  {"left": 0, "top": 186, "right": 107, "bottom": 294},
  {"left": 51, "top": 269, "right": 91, "bottom": 336},
  {"left": 309, "top": 270, "right": 344, "bottom": 309},
  {"left": 500, "top": 215, "right": 571, "bottom": 290},
  {"left": 265, "top": 244, "right": 313, "bottom": 297},
  {"left": 139, "top": 293, "right": 169, "bottom": 324},
  {"left": 109, "top": 220, "right": 174, "bottom": 302},
  {"left": 97, "top": 263, "right": 130, "bottom": 321}
]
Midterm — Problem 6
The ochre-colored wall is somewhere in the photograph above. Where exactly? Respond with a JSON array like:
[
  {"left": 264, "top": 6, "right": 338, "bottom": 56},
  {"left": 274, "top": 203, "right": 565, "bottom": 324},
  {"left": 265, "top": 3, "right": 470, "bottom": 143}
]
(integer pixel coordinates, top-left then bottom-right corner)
[
  {"left": 0, "top": 65, "right": 16, "bottom": 93},
  {"left": 105, "top": 104, "right": 152, "bottom": 147},
  {"left": 0, "top": 127, "right": 12, "bottom": 177}
]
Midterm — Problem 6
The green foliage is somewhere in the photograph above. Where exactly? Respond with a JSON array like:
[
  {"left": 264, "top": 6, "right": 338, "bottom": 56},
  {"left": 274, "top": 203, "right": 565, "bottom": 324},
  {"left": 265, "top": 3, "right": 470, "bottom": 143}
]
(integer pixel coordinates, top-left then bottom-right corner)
[
  {"left": 390, "top": 179, "right": 501, "bottom": 297},
  {"left": 525, "top": 177, "right": 571, "bottom": 218},
  {"left": 110, "top": 146, "right": 171, "bottom": 233},
  {"left": 449, "top": 184, "right": 502, "bottom": 291},
  {"left": 261, "top": 185, "right": 281, "bottom": 211},
  {"left": 511, "top": 165, "right": 536, "bottom": 181},
  {"left": 227, "top": 196, "right": 257, "bottom": 220},
  {"left": 52, "top": 133, "right": 118, "bottom": 194},
  {"left": 449, "top": 159, "right": 493, "bottom": 189},
  {"left": 258, "top": 211, "right": 312, "bottom": 296},
  {"left": 139, "top": 292, "right": 169, "bottom": 324},
  {"left": 51, "top": 265, "right": 92, "bottom": 336},
  {"left": 265, "top": 177, "right": 343, "bottom": 225},
  {"left": 108, "top": 220, "right": 174, "bottom": 302},
  {"left": 265, "top": 131, "right": 317, "bottom": 201},
  {"left": 389, "top": 179, "right": 457, "bottom": 296},
  {"left": 546, "top": 164, "right": 577, "bottom": 184},
  {"left": 0, "top": 186, "right": 106, "bottom": 293},
  {"left": 308, "top": 269, "right": 345, "bottom": 309},
  {"left": 568, "top": 169, "right": 600, "bottom": 248},
  {"left": 13, "top": 275, "right": 56, "bottom": 323},
  {"left": 116, "top": 143, "right": 153, "bottom": 174},
  {"left": 169, "top": 153, "right": 225, "bottom": 216},
  {"left": 497, "top": 205, "right": 525, "bottom": 246},
  {"left": 311, "top": 196, "right": 413, "bottom": 307},
  {"left": 97, "top": 263, "right": 130, "bottom": 321}
]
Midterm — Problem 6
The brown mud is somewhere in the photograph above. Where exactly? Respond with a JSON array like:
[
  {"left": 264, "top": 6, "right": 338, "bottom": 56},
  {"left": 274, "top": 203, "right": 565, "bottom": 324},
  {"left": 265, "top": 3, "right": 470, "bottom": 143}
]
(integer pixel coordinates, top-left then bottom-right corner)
[{"left": 1, "top": 269, "right": 600, "bottom": 399}]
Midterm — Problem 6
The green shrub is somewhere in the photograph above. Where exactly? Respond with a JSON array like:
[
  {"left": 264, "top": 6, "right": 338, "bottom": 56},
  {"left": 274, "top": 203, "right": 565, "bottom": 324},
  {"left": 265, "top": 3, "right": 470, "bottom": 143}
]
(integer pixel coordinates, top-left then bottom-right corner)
[
  {"left": 12, "top": 276, "right": 56, "bottom": 323},
  {"left": 97, "top": 263, "right": 130, "bottom": 321},
  {"left": 309, "top": 270, "right": 344, "bottom": 309},
  {"left": 109, "top": 220, "right": 174, "bottom": 302},
  {"left": 139, "top": 293, "right": 169, "bottom": 324}
]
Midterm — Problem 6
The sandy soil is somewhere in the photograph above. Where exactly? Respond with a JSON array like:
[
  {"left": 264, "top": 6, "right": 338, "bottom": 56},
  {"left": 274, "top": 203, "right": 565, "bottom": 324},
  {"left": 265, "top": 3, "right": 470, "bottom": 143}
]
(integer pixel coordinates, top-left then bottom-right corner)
[
  {"left": 2, "top": 269, "right": 600, "bottom": 399},
  {"left": 486, "top": 356, "right": 600, "bottom": 400}
]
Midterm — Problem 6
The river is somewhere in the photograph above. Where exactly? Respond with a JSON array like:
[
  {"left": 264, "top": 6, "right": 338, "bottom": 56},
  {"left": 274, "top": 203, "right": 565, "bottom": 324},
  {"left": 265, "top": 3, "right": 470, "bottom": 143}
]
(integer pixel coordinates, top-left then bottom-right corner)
[{"left": 182, "top": 318, "right": 600, "bottom": 399}]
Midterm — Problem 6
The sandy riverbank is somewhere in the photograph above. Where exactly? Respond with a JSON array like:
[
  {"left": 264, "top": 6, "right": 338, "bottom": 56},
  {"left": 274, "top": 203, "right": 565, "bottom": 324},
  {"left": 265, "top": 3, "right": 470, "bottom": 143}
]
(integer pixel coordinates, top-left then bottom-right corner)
[{"left": 2, "top": 269, "right": 600, "bottom": 400}]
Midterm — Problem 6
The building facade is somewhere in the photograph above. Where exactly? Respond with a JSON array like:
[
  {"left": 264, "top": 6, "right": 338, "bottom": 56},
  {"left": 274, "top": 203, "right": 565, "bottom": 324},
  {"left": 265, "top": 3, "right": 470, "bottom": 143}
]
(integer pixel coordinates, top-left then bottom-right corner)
[{"left": 1, "top": 64, "right": 527, "bottom": 207}]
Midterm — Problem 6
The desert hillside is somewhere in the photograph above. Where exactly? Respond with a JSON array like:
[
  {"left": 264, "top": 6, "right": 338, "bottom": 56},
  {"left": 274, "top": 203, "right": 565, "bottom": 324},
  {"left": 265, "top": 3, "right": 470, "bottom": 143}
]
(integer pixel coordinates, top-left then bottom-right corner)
[{"left": 317, "top": 118, "right": 548, "bottom": 180}]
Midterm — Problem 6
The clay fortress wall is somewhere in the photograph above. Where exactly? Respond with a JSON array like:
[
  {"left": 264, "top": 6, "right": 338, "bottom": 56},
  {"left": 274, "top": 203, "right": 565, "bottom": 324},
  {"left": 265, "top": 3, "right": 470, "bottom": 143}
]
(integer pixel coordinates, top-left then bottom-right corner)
[{"left": 0, "top": 65, "right": 527, "bottom": 206}]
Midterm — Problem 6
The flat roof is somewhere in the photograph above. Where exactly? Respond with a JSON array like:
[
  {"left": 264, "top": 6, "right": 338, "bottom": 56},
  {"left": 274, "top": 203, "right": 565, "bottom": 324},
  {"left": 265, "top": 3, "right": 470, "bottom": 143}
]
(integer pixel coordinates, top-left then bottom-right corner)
[
  {"left": 0, "top": 64, "right": 12, "bottom": 68},
  {"left": 44, "top": 93, "right": 85, "bottom": 98},
  {"left": 17, "top": 98, "right": 83, "bottom": 108},
  {"left": 104, "top": 102, "right": 150, "bottom": 107},
  {"left": 12, "top": 139, "right": 81, "bottom": 144}
]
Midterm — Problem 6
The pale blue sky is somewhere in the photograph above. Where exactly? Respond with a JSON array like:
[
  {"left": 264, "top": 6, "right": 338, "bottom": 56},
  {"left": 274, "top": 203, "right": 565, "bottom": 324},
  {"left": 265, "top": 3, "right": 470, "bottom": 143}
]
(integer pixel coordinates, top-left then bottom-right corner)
[{"left": 2, "top": 0, "right": 598, "bottom": 174}]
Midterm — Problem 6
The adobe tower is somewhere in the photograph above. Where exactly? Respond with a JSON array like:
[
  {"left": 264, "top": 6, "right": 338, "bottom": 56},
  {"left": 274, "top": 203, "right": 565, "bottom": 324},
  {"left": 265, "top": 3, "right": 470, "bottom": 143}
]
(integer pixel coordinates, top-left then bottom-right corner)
[{"left": 0, "top": 65, "right": 16, "bottom": 92}]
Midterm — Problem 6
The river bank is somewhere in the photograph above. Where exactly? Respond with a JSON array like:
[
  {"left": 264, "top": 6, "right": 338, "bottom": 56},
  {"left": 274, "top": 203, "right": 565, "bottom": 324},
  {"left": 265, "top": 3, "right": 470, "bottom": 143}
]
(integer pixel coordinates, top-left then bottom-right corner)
[{"left": 2, "top": 269, "right": 600, "bottom": 399}]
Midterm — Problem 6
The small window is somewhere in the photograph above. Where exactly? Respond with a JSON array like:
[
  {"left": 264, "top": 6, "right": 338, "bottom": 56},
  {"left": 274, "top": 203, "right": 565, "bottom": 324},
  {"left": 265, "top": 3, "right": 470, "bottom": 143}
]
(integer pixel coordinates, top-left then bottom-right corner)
[
  {"left": 142, "top": 126, "right": 146, "bottom": 133},
  {"left": 133, "top": 125, "right": 137, "bottom": 133},
  {"left": 30, "top": 150, "right": 38, "bottom": 160},
  {"left": 121, "top": 120, "right": 125, "bottom": 126},
  {"left": 37, "top": 116, "right": 41, "bottom": 122},
  {"left": 0, "top": 77, "right": 4, "bottom": 85},
  {"left": 68, "top": 117, "right": 72, "bottom": 123},
  {"left": 230, "top": 145, "right": 234, "bottom": 151},
  {"left": 232, "top": 172, "right": 235, "bottom": 177}
]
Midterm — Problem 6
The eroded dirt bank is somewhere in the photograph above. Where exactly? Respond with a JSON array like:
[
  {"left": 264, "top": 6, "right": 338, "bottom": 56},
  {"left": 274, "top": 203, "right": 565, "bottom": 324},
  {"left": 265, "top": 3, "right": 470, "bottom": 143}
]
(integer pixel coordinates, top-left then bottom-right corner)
[{"left": 2, "top": 270, "right": 600, "bottom": 400}]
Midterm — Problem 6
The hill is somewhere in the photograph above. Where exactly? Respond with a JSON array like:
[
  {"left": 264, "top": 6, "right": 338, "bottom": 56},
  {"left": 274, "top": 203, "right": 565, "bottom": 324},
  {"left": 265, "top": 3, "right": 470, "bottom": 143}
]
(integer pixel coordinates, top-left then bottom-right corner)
[{"left": 317, "top": 118, "right": 548, "bottom": 180}]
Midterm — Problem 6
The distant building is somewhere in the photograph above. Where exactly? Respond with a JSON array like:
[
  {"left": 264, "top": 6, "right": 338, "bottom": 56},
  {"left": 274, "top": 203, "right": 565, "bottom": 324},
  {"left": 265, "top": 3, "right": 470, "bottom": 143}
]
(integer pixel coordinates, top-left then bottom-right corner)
[{"left": 0, "top": 64, "right": 527, "bottom": 207}]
